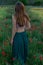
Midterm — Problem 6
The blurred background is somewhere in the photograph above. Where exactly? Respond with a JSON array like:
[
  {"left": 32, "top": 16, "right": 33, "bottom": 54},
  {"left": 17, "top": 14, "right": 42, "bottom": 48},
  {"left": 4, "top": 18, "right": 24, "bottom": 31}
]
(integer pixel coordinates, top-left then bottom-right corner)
[
  {"left": 0, "top": 0, "right": 43, "bottom": 65},
  {"left": 0, "top": 0, "right": 43, "bottom": 5}
]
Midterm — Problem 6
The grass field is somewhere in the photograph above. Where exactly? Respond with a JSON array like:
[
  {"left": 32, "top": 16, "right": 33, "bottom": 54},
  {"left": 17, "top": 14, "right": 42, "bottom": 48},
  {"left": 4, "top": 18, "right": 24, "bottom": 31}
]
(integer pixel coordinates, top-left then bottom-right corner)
[{"left": 0, "top": 6, "right": 43, "bottom": 65}]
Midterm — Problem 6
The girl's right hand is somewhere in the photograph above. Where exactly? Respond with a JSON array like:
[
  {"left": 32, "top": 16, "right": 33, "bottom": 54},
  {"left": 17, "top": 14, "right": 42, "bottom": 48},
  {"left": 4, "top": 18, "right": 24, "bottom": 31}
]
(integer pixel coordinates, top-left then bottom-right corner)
[{"left": 10, "top": 39, "right": 13, "bottom": 45}]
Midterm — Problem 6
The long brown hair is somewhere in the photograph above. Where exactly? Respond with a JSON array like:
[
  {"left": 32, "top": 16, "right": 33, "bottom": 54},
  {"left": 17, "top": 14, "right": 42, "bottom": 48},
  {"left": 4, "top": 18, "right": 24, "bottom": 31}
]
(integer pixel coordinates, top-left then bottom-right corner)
[{"left": 14, "top": 1, "right": 30, "bottom": 27}]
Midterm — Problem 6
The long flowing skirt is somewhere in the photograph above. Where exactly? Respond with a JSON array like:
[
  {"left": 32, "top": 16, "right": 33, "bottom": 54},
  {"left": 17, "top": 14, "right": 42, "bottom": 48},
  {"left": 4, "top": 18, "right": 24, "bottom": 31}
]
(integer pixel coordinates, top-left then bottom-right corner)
[{"left": 12, "top": 31, "right": 29, "bottom": 65}]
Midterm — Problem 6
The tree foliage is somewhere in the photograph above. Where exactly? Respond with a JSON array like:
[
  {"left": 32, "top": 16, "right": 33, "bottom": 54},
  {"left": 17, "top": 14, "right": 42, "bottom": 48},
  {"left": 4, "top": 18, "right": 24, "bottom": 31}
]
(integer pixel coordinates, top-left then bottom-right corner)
[{"left": 0, "top": 0, "right": 43, "bottom": 5}]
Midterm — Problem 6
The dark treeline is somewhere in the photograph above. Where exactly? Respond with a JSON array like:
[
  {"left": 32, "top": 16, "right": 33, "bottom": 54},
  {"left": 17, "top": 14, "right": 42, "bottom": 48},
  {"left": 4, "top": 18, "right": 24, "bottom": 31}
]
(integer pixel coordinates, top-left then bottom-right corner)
[{"left": 0, "top": 0, "right": 43, "bottom": 6}]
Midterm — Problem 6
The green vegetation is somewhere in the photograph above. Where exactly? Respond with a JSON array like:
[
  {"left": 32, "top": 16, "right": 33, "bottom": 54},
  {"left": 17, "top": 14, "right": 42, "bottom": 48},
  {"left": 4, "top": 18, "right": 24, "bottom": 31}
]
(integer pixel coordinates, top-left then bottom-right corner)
[
  {"left": 0, "top": 0, "right": 43, "bottom": 5},
  {"left": 0, "top": 6, "right": 43, "bottom": 65}
]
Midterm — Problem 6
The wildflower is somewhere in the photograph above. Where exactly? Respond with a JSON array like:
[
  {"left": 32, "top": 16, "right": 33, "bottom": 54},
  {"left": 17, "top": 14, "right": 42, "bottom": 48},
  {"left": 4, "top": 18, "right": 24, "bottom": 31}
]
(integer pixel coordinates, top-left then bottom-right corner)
[
  {"left": 3, "top": 41, "right": 7, "bottom": 46},
  {"left": 29, "top": 38, "right": 32, "bottom": 43},
  {"left": 33, "top": 55, "right": 36, "bottom": 59},
  {"left": 11, "top": 57, "right": 16, "bottom": 61},
  {"left": 2, "top": 51, "right": 6, "bottom": 56},
  {"left": 39, "top": 55, "right": 43, "bottom": 61}
]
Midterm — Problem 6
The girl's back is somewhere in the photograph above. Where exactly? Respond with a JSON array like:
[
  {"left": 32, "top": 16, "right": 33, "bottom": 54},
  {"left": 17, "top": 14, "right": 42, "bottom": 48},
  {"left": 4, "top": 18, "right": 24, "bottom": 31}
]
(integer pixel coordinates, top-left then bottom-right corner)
[{"left": 12, "top": 15, "right": 31, "bottom": 33}]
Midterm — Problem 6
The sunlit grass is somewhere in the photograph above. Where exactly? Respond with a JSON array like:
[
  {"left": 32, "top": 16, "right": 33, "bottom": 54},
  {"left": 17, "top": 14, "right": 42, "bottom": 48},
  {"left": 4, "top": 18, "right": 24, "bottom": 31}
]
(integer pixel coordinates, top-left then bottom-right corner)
[{"left": 29, "top": 8, "right": 43, "bottom": 21}]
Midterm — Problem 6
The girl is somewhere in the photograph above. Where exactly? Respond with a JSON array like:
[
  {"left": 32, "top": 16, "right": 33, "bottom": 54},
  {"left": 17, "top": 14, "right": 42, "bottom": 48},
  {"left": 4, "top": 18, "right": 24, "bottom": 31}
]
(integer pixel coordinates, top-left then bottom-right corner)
[{"left": 11, "top": 1, "right": 31, "bottom": 65}]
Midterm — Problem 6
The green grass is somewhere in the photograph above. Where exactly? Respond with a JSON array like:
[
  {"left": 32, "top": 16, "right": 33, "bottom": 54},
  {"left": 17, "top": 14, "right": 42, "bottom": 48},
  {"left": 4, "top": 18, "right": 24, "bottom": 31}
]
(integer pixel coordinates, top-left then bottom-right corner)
[{"left": 0, "top": 6, "right": 43, "bottom": 65}]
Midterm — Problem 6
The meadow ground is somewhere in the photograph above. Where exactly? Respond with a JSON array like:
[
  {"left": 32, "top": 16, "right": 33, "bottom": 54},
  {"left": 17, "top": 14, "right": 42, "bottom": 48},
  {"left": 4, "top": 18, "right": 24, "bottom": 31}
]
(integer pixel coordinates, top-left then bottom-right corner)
[{"left": 0, "top": 5, "right": 43, "bottom": 65}]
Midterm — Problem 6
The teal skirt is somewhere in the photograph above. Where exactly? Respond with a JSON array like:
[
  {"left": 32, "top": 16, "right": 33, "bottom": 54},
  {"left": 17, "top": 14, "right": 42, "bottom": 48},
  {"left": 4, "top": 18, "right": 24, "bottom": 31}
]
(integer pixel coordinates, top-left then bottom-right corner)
[{"left": 12, "top": 31, "right": 29, "bottom": 64}]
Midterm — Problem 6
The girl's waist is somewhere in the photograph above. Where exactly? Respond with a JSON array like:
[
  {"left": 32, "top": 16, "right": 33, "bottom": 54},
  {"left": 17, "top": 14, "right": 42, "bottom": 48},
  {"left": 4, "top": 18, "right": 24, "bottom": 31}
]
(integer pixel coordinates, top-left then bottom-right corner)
[{"left": 16, "top": 28, "right": 25, "bottom": 33}]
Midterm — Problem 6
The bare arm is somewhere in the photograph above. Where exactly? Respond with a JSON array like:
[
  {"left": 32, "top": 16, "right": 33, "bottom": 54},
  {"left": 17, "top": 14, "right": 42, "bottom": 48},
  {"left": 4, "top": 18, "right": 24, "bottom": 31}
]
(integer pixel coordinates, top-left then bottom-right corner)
[
  {"left": 25, "top": 18, "right": 31, "bottom": 31},
  {"left": 26, "top": 21, "right": 31, "bottom": 30},
  {"left": 11, "top": 15, "right": 16, "bottom": 44}
]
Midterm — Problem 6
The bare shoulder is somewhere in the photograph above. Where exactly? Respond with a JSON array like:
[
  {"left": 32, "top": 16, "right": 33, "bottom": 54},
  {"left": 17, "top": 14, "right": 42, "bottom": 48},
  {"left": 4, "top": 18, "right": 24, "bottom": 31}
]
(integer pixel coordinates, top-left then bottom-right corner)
[
  {"left": 24, "top": 12, "right": 31, "bottom": 21},
  {"left": 24, "top": 15, "right": 31, "bottom": 29}
]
